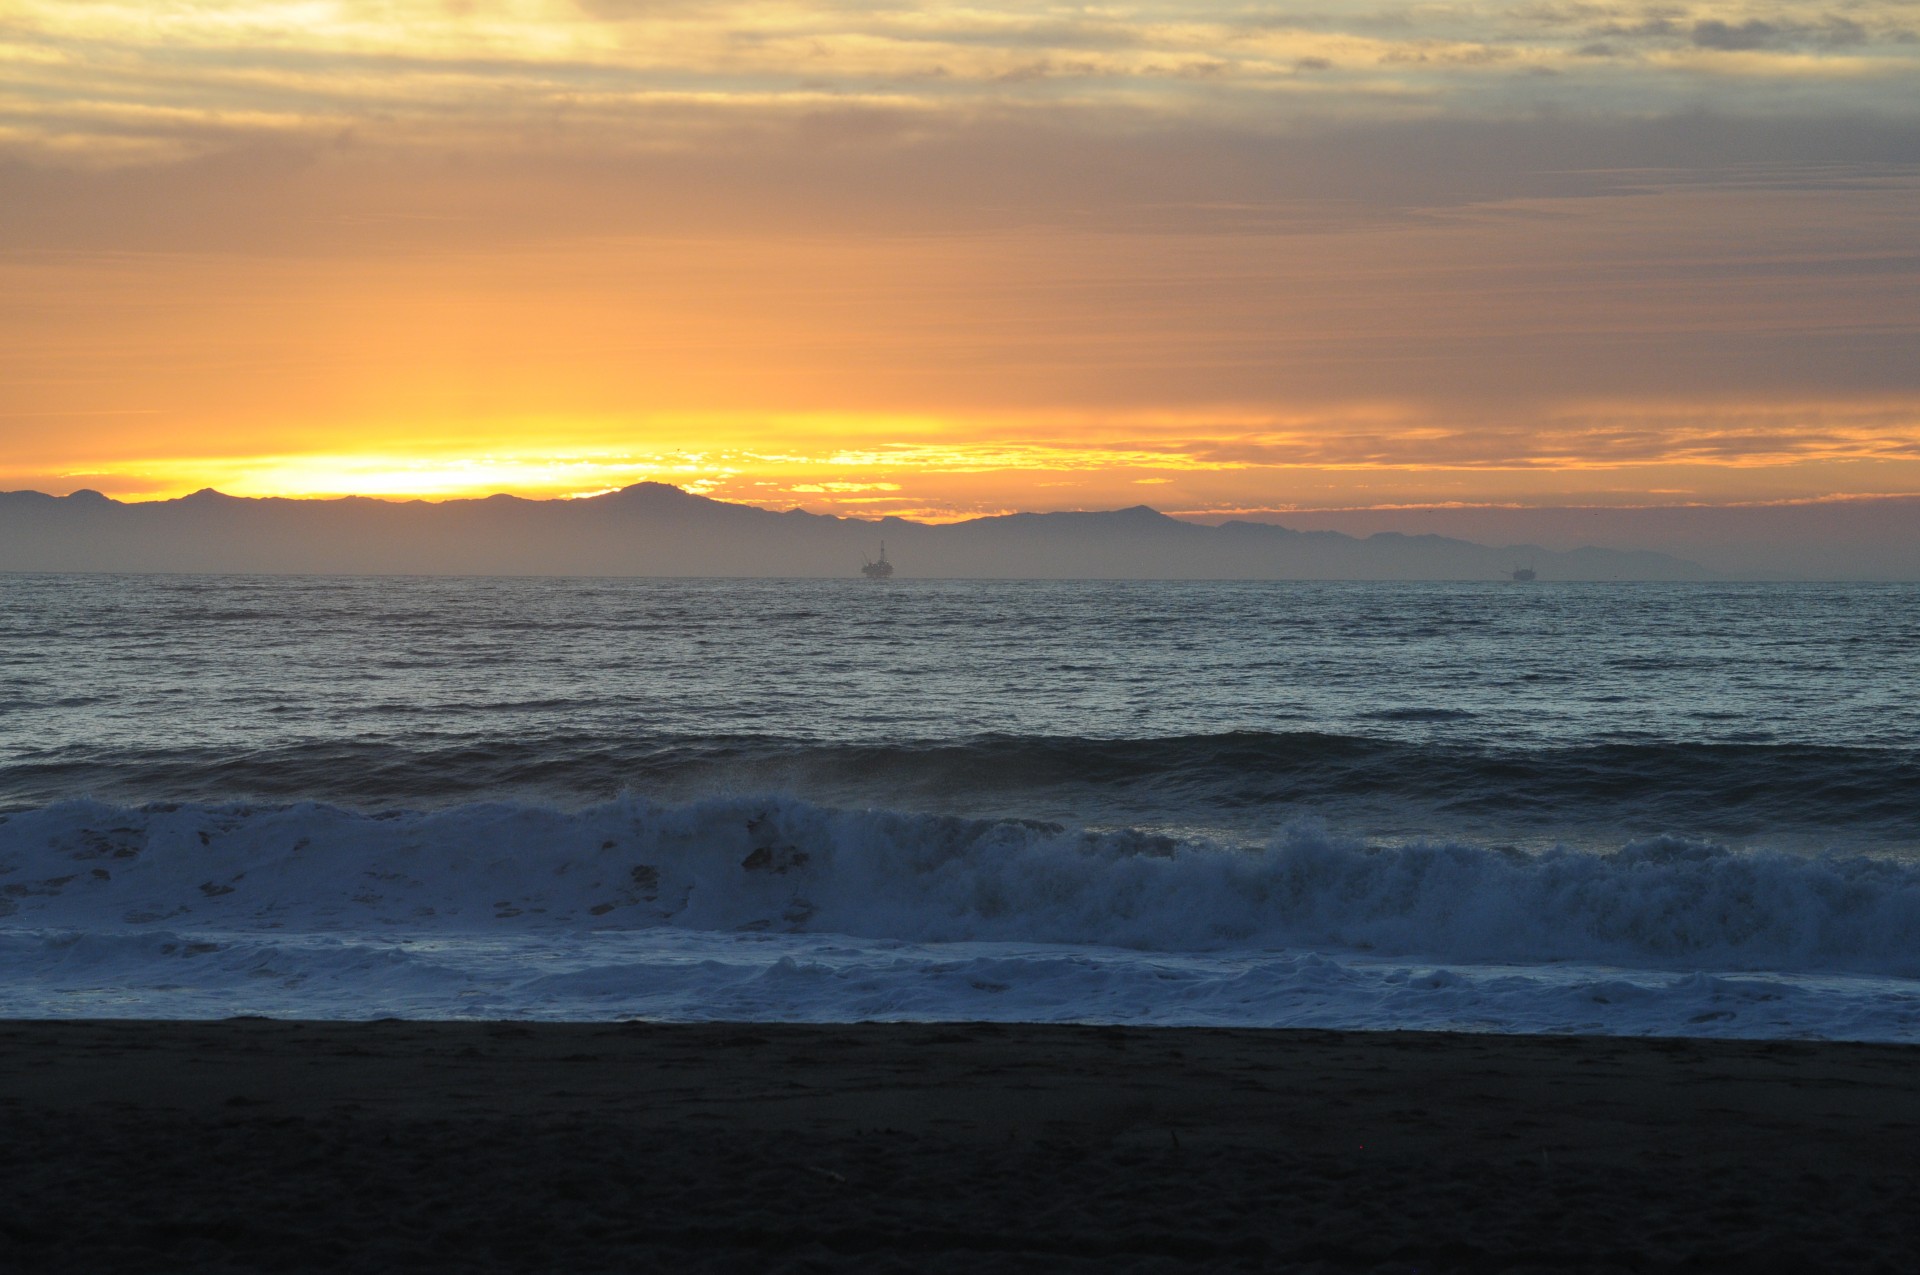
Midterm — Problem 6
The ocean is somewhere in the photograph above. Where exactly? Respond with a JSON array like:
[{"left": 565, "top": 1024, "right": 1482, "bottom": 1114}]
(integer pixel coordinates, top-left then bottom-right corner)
[{"left": 4, "top": 573, "right": 1919, "bottom": 1038}]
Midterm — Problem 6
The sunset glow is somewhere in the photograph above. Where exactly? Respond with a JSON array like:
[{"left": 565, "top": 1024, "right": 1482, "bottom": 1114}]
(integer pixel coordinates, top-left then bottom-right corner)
[{"left": 4, "top": 2, "right": 1918, "bottom": 519}]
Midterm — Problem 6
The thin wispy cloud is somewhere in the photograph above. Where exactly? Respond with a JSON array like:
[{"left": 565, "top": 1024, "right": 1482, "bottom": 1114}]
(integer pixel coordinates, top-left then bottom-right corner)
[{"left": 5, "top": 2, "right": 1917, "bottom": 162}]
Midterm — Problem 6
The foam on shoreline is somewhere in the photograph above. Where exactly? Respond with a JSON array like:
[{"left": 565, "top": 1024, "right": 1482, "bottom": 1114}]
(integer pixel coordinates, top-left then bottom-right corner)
[{"left": 7, "top": 795, "right": 1920, "bottom": 1038}]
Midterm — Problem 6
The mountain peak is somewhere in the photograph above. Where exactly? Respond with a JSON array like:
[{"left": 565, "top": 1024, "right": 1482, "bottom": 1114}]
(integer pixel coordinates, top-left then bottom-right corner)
[{"left": 611, "top": 481, "right": 696, "bottom": 500}]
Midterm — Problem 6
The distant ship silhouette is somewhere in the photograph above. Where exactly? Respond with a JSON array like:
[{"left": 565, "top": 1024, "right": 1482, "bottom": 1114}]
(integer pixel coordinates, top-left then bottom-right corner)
[
  {"left": 861, "top": 542, "right": 894, "bottom": 578},
  {"left": 1510, "top": 565, "right": 1537, "bottom": 582}
]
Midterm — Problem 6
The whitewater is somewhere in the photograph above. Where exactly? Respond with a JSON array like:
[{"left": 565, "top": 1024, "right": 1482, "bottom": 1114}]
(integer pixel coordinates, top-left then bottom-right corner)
[{"left": 4, "top": 574, "right": 1919, "bottom": 1038}]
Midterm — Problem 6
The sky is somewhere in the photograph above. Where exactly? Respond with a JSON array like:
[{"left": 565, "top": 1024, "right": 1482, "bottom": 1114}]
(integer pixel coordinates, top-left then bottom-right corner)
[{"left": 3, "top": 1, "right": 1918, "bottom": 528}]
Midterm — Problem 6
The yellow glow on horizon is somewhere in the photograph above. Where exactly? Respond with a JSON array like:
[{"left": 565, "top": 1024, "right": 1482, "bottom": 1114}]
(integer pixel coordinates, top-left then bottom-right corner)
[
  {"left": 42, "top": 396, "right": 1920, "bottom": 521},
  {"left": 18, "top": 394, "right": 1907, "bottom": 512},
  {"left": 85, "top": 437, "right": 1265, "bottom": 503}
]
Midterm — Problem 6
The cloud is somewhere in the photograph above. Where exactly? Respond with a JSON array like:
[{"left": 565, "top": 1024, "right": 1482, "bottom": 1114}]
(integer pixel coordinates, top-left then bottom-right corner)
[
  {"left": 6, "top": 110, "right": 1920, "bottom": 259},
  {"left": 1688, "top": 17, "right": 1872, "bottom": 51},
  {"left": 5, "top": 2, "right": 1919, "bottom": 169},
  {"left": 1592, "top": 12, "right": 1892, "bottom": 52},
  {"left": 1691, "top": 20, "right": 1782, "bottom": 51}
]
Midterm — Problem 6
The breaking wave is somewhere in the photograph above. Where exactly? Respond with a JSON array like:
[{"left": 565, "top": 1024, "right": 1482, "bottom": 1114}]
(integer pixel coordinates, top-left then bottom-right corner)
[{"left": 5, "top": 795, "right": 1919, "bottom": 975}]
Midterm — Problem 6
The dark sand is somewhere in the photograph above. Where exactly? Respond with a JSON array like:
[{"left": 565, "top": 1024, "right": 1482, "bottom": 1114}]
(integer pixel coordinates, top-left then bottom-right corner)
[{"left": 2, "top": 1021, "right": 1918, "bottom": 1272}]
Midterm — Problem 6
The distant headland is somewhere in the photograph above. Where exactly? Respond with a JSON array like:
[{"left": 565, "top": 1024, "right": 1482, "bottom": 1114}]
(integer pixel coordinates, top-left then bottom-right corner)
[{"left": 0, "top": 483, "right": 1713, "bottom": 580}]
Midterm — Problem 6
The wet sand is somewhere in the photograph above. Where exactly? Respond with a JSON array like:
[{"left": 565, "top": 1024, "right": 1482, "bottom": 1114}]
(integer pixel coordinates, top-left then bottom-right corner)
[{"left": 2, "top": 1019, "right": 1918, "bottom": 1272}]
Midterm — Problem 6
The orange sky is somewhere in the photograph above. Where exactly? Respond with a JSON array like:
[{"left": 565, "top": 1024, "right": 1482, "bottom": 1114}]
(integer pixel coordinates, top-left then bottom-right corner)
[{"left": 3, "top": 2, "right": 1918, "bottom": 518}]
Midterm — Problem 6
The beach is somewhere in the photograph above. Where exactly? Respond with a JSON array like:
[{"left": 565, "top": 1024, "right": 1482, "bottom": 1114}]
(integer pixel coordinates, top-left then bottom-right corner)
[{"left": 3, "top": 1020, "right": 1917, "bottom": 1272}]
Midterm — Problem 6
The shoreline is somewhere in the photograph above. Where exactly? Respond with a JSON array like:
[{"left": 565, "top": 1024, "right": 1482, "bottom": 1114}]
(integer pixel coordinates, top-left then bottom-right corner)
[{"left": 4, "top": 1019, "right": 1919, "bottom": 1271}]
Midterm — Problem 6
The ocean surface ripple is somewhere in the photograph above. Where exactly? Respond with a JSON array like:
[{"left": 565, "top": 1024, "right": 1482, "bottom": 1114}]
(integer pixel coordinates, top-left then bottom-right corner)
[{"left": 3, "top": 574, "right": 1918, "bottom": 1036}]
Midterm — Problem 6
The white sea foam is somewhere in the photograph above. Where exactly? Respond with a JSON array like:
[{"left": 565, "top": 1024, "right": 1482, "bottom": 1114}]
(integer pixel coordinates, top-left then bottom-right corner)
[
  {"left": 6, "top": 796, "right": 1920, "bottom": 1037},
  {"left": 3, "top": 926, "right": 1919, "bottom": 1040},
  {"left": 6, "top": 795, "right": 1920, "bottom": 973}
]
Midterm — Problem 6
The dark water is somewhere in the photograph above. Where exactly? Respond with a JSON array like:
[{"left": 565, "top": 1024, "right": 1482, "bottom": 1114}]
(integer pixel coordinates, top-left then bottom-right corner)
[
  {"left": 4, "top": 574, "right": 1917, "bottom": 852},
  {"left": 7, "top": 573, "right": 1920, "bottom": 1034}
]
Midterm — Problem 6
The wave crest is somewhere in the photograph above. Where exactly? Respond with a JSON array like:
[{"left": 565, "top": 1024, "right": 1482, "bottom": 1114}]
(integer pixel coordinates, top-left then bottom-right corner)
[
  {"left": 10, "top": 734, "right": 1920, "bottom": 845},
  {"left": 5, "top": 796, "right": 1919, "bottom": 974}
]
